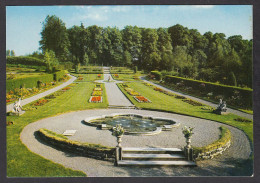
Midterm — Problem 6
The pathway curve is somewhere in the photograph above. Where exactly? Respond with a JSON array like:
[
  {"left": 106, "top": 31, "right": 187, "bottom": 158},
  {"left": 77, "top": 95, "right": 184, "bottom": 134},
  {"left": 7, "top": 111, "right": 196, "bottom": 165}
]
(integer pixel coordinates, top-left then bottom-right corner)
[
  {"left": 20, "top": 109, "right": 252, "bottom": 177},
  {"left": 6, "top": 74, "right": 77, "bottom": 112},
  {"left": 141, "top": 77, "right": 253, "bottom": 120}
]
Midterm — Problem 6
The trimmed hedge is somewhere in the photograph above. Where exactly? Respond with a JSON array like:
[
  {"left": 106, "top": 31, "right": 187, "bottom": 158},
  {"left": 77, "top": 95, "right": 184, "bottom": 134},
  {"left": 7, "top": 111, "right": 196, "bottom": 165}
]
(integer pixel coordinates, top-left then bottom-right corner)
[
  {"left": 7, "top": 56, "right": 46, "bottom": 67},
  {"left": 150, "top": 71, "right": 162, "bottom": 80},
  {"left": 37, "top": 129, "right": 115, "bottom": 161},
  {"left": 165, "top": 75, "right": 252, "bottom": 108},
  {"left": 6, "top": 74, "right": 53, "bottom": 92},
  {"left": 53, "top": 70, "right": 68, "bottom": 81},
  {"left": 6, "top": 70, "right": 68, "bottom": 92}
]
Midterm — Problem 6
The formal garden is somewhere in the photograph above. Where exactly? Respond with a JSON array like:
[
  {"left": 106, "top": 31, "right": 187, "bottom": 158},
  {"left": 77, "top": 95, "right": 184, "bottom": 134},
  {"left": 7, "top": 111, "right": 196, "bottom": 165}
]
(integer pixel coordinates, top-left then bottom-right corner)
[{"left": 5, "top": 13, "right": 253, "bottom": 177}]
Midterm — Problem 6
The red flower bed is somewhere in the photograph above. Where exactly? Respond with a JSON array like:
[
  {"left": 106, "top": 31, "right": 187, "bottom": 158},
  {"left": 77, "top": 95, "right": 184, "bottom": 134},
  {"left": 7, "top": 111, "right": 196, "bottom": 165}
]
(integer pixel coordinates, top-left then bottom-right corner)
[
  {"left": 135, "top": 96, "right": 151, "bottom": 103},
  {"left": 34, "top": 99, "right": 49, "bottom": 106},
  {"left": 62, "top": 87, "right": 71, "bottom": 91},
  {"left": 90, "top": 96, "right": 102, "bottom": 102}
]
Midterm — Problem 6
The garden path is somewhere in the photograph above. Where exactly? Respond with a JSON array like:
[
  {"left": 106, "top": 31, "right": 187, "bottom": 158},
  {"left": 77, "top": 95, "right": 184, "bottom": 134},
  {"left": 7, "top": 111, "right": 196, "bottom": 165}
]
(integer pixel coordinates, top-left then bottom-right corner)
[
  {"left": 20, "top": 109, "right": 252, "bottom": 176},
  {"left": 96, "top": 67, "right": 135, "bottom": 108},
  {"left": 6, "top": 74, "right": 77, "bottom": 112},
  {"left": 141, "top": 77, "right": 253, "bottom": 120}
]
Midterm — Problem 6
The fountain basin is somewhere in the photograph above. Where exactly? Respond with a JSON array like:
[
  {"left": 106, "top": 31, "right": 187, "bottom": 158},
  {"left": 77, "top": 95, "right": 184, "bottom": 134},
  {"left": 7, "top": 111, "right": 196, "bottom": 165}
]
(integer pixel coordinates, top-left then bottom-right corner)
[{"left": 84, "top": 113, "right": 180, "bottom": 136}]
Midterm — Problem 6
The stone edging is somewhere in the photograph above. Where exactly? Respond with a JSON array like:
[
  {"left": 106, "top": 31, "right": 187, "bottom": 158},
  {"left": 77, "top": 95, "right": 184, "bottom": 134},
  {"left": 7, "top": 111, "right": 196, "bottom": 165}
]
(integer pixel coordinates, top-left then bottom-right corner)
[
  {"left": 195, "top": 141, "right": 231, "bottom": 160},
  {"left": 193, "top": 126, "right": 232, "bottom": 160},
  {"left": 37, "top": 129, "right": 115, "bottom": 162}
]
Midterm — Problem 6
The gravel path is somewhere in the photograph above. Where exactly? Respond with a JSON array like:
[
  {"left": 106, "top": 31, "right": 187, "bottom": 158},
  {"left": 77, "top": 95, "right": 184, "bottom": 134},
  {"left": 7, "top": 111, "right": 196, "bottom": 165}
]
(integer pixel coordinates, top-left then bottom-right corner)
[
  {"left": 6, "top": 74, "right": 77, "bottom": 112},
  {"left": 141, "top": 78, "right": 253, "bottom": 120},
  {"left": 95, "top": 70, "right": 134, "bottom": 107},
  {"left": 20, "top": 109, "right": 252, "bottom": 177}
]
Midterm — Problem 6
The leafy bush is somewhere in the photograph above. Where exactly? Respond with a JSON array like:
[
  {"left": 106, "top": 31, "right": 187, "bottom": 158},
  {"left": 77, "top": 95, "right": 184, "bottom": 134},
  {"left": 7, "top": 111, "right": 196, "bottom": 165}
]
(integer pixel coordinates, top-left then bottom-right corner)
[
  {"left": 150, "top": 71, "right": 162, "bottom": 80},
  {"left": 53, "top": 70, "right": 68, "bottom": 81}
]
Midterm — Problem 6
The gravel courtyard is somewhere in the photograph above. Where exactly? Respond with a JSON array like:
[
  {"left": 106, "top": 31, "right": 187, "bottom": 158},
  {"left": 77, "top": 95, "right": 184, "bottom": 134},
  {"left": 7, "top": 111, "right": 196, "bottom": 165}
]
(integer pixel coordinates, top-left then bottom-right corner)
[{"left": 20, "top": 109, "right": 252, "bottom": 177}]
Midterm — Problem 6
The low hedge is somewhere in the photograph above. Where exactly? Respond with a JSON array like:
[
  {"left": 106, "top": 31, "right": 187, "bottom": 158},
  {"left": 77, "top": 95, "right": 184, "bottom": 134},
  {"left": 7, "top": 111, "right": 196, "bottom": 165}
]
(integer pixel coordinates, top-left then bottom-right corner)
[
  {"left": 193, "top": 126, "right": 231, "bottom": 158},
  {"left": 6, "top": 70, "right": 68, "bottom": 92},
  {"left": 53, "top": 70, "right": 68, "bottom": 81},
  {"left": 165, "top": 75, "right": 252, "bottom": 108},
  {"left": 7, "top": 56, "right": 46, "bottom": 67},
  {"left": 37, "top": 129, "right": 115, "bottom": 161}
]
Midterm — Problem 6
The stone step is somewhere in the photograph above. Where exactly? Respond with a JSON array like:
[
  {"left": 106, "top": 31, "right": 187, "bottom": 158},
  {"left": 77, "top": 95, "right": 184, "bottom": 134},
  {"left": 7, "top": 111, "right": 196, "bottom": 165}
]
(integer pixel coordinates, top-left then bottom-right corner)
[
  {"left": 122, "top": 147, "right": 183, "bottom": 154},
  {"left": 108, "top": 105, "right": 135, "bottom": 109},
  {"left": 117, "top": 160, "right": 196, "bottom": 166},
  {"left": 122, "top": 153, "right": 186, "bottom": 161}
]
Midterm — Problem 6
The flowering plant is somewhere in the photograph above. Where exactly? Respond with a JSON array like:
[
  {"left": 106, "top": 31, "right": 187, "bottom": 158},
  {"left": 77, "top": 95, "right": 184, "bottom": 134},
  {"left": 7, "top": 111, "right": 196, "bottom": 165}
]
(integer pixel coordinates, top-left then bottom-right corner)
[
  {"left": 112, "top": 124, "right": 125, "bottom": 137},
  {"left": 182, "top": 126, "right": 194, "bottom": 138}
]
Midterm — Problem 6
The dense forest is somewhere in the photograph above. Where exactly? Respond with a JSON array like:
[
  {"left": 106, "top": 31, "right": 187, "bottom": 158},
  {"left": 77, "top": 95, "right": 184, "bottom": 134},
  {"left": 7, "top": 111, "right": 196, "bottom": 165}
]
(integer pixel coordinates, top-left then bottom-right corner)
[{"left": 37, "top": 15, "right": 252, "bottom": 88}]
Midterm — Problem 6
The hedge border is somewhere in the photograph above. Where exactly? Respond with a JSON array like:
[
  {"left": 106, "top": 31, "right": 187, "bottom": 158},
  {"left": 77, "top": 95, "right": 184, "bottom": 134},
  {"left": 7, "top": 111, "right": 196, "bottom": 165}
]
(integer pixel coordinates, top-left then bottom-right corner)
[
  {"left": 6, "top": 70, "right": 68, "bottom": 92},
  {"left": 37, "top": 128, "right": 115, "bottom": 162}
]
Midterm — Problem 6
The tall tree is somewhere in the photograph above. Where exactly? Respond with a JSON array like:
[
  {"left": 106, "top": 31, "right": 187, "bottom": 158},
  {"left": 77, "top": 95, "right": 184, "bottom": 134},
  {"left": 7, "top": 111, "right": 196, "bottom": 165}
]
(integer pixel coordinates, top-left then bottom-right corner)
[
  {"left": 141, "top": 28, "right": 160, "bottom": 70},
  {"left": 86, "top": 25, "right": 103, "bottom": 65},
  {"left": 10, "top": 50, "right": 15, "bottom": 56},
  {"left": 122, "top": 26, "right": 142, "bottom": 65},
  {"left": 40, "top": 15, "right": 70, "bottom": 62},
  {"left": 157, "top": 28, "right": 173, "bottom": 71},
  {"left": 6, "top": 50, "right": 10, "bottom": 57}
]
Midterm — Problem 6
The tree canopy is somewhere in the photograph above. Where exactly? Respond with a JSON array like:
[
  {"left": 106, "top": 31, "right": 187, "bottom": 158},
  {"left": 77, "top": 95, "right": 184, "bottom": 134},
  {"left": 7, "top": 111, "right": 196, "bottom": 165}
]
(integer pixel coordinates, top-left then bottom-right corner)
[{"left": 38, "top": 15, "right": 253, "bottom": 88}]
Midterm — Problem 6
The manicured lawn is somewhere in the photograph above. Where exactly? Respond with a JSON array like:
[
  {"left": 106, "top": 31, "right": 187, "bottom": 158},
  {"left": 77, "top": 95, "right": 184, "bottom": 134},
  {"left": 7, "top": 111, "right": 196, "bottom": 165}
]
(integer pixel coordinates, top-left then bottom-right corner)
[
  {"left": 6, "top": 82, "right": 108, "bottom": 177},
  {"left": 73, "top": 74, "right": 103, "bottom": 82},
  {"left": 117, "top": 82, "right": 253, "bottom": 143}
]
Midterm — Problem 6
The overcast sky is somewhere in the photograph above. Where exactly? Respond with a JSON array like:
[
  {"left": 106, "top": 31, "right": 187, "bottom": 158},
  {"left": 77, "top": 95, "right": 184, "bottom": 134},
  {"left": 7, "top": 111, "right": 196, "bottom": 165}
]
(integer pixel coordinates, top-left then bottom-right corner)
[{"left": 6, "top": 5, "right": 252, "bottom": 56}]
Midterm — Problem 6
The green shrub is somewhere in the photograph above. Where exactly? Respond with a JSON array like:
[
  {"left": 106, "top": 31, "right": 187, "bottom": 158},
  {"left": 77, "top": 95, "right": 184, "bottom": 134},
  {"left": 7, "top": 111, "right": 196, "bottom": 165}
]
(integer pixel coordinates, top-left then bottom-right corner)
[
  {"left": 7, "top": 56, "right": 46, "bottom": 67},
  {"left": 151, "top": 71, "right": 162, "bottom": 80},
  {"left": 53, "top": 70, "right": 68, "bottom": 81}
]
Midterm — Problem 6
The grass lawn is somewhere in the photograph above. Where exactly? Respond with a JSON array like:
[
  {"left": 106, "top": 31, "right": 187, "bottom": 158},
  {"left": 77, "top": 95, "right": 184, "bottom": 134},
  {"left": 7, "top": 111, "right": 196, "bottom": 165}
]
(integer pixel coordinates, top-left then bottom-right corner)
[
  {"left": 117, "top": 82, "right": 253, "bottom": 143},
  {"left": 6, "top": 82, "right": 108, "bottom": 177},
  {"left": 73, "top": 74, "right": 103, "bottom": 82}
]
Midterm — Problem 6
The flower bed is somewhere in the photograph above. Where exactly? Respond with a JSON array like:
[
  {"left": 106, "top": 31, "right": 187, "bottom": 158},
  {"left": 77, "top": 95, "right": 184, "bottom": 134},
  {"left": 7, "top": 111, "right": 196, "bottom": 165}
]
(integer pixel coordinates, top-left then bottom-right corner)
[
  {"left": 114, "top": 74, "right": 119, "bottom": 78},
  {"left": 93, "top": 87, "right": 102, "bottom": 91},
  {"left": 34, "top": 99, "right": 49, "bottom": 106},
  {"left": 92, "top": 91, "right": 103, "bottom": 96},
  {"left": 89, "top": 96, "right": 103, "bottom": 103},
  {"left": 143, "top": 82, "right": 153, "bottom": 87},
  {"left": 121, "top": 83, "right": 129, "bottom": 88},
  {"left": 134, "top": 96, "right": 151, "bottom": 103},
  {"left": 128, "top": 91, "right": 140, "bottom": 96},
  {"left": 62, "top": 87, "right": 71, "bottom": 91},
  {"left": 97, "top": 74, "right": 101, "bottom": 78}
]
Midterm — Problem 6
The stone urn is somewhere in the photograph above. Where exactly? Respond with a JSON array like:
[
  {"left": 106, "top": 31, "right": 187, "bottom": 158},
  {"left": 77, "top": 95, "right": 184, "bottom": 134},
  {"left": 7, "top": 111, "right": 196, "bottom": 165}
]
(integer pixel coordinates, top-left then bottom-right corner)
[{"left": 116, "top": 135, "right": 123, "bottom": 148}]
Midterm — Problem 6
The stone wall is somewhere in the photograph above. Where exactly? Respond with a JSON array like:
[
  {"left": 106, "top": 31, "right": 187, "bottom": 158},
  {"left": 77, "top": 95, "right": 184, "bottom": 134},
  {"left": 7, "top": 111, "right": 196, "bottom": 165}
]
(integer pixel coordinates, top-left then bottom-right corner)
[{"left": 37, "top": 130, "right": 115, "bottom": 162}]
